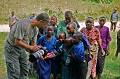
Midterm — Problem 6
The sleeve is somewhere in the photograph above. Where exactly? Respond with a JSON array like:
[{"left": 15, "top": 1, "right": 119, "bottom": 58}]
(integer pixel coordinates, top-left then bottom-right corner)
[
  {"left": 57, "top": 20, "right": 63, "bottom": 36},
  {"left": 106, "top": 27, "right": 112, "bottom": 43},
  {"left": 37, "top": 35, "right": 44, "bottom": 45},
  {"left": 117, "top": 13, "right": 118, "bottom": 21},
  {"left": 75, "top": 21, "right": 80, "bottom": 28},
  {"left": 32, "top": 27, "right": 38, "bottom": 44},
  {"left": 81, "top": 32, "right": 90, "bottom": 50},
  {"left": 14, "top": 22, "right": 26, "bottom": 40}
]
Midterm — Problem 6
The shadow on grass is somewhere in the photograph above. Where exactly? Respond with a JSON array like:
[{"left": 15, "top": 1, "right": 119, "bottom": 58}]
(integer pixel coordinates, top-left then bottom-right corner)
[{"left": 114, "top": 76, "right": 120, "bottom": 79}]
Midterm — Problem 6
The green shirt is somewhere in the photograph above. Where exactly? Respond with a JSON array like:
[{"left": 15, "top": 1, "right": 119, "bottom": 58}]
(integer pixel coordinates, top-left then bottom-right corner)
[
  {"left": 6, "top": 18, "right": 38, "bottom": 48},
  {"left": 57, "top": 20, "right": 78, "bottom": 37}
]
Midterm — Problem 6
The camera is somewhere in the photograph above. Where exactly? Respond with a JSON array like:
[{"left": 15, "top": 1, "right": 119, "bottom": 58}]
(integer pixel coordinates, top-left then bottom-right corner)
[{"left": 29, "top": 46, "right": 48, "bottom": 62}]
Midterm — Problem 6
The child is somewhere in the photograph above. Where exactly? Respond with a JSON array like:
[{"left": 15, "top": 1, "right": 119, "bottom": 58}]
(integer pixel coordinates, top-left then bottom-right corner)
[
  {"left": 80, "top": 17, "right": 104, "bottom": 79},
  {"left": 59, "top": 36, "right": 74, "bottom": 79},
  {"left": 95, "top": 16, "right": 112, "bottom": 79},
  {"left": 72, "top": 15, "right": 80, "bottom": 29},
  {"left": 51, "top": 32, "right": 66, "bottom": 79},
  {"left": 66, "top": 22, "right": 76, "bottom": 36},
  {"left": 30, "top": 12, "right": 35, "bottom": 19},
  {"left": 66, "top": 22, "right": 90, "bottom": 50},
  {"left": 57, "top": 11, "right": 75, "bottom": 37},
  {"left": 44, "top": 15, "right": 58, "bottom": 38},
  {"left": 9, "top": 11, "right": 18, "bottom": 30},
  {"left": 110, "top": 8, "right": 118, "bottom": 31},
  {"left": 115, "top": 29, "right": 120, "bottom": 59},
  {"left": 37, "top": 26, "right": 57, "bottom": 79},
  {"left": 72, "top": 32, "right": 87, "bottom": 79}
]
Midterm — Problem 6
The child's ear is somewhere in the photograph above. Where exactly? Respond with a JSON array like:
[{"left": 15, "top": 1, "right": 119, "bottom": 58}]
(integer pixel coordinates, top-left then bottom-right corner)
[{"left": 52, "top": 30, "right": 54, "bottom": 35}]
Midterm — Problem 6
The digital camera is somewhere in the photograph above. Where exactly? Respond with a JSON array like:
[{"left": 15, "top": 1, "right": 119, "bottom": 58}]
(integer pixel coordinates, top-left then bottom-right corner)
[{"left": 29, "top": 46, "right": 48, "bottom": 62}]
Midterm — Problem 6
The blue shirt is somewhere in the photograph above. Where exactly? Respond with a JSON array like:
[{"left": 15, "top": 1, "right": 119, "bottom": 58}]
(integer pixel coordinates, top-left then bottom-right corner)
[
  {"left": 73, "top": 41, "right": 85, "bottom": 61},
  {"left": 80, "top": 32, "right": 90, "bottom": 50},
  {"left": 110, "top": 12, "right": 118, "bottom": 21},
  {"left": 37, "top": 35, "right": 57, "bottom": 53}
]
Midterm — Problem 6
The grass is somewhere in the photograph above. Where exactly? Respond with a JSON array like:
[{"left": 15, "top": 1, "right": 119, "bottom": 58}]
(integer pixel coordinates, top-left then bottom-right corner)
[
  {"left": 0, "top": 0, "right": 120, "bottom": 24},
  {"left": 0, "top": 32, "right": 120, "bottom": 79}
]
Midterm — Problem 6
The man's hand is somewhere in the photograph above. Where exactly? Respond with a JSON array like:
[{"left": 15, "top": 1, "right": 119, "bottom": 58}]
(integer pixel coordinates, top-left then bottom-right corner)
[{"left": 30, "top": 45, "right": 41, "bottom": 52}]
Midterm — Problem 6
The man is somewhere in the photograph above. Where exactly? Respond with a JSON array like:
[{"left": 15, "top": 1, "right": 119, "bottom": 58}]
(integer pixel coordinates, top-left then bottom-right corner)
[
  {"left": 4, "top": 13, "right": 49, "bottom": 79},
  {"left": 110, "top": 8, "right": 118, "bottom": 31}
]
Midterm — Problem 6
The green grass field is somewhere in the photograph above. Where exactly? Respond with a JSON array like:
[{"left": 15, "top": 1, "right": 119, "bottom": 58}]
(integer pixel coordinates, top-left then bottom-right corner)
[
  {"left": 0, "top": 32, "right": 120, "bottom": 79},
  {"left": 0, "top": 0, "right": 120, "bottom": 24}
]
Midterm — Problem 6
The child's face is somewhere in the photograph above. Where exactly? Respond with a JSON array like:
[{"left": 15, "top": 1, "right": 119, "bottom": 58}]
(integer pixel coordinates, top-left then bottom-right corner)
[
  {"left": 59, "top": 33, "right": 66, "bottom": 43},
  {"left": 73, "top": 34, "right": 81, "bottom": 44},
  {"left": 85, "top": 18, "right": 94, "bottom": 30},
  {"left": 46, "top": 27, "right": 54, "bottom": 37},
  {"left": 99, "top": 18, "right": 106, "bottom": 26},
  {"left": 66, "top": 25, "right": 75, "bottom": 34},
  {"left": 65, "top": 16, "right": 72, "bottom": 24},
  {"left": 64, "top": 38, "right": 73, "bottom": 47},
  {"left": 50, "top": 16, "right": 57, "bottom": 26}
]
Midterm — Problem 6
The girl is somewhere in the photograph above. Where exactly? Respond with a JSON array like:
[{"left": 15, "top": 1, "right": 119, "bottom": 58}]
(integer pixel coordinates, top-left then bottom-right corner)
[
  {"left": 37, "top": 26, "right": 57, "bottom": 79},
  {"left": 80, "top": 17, "right": 104, "bottom": 79}
]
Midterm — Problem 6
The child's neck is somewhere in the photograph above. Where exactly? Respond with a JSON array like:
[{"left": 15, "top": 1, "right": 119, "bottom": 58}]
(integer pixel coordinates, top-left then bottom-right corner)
[
  {"left": 99, "top": 25, "right": 104, "bottom": 29},
  {"left": 46, "top": 36, "right": 52, "bottom": 41}
]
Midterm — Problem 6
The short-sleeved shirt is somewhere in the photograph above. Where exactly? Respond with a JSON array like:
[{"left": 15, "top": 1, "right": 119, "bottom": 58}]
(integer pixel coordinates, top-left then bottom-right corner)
[
  {"left": 6, "top": 18, "right": 38, "bottom": 48},
  {"left": 95, "top": 26, "right": 112, "bottom": 48},
  {"left": 80, "top": 27, "right": 100, "bottom": 45}
]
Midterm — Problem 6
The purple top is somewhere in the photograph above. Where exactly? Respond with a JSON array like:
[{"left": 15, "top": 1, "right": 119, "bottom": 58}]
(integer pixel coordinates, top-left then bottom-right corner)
[{"left": 95, "top": 26, "right": 112, "bottom": 48}]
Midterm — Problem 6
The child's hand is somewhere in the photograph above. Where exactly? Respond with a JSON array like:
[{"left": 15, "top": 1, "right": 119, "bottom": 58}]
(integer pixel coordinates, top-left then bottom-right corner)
[
  {"left": 44, "top": 52, "right": 55, "bottom": 59},
  {"left": 101, "top": 49, "right": 105, "bottom": 56},
  {"left": 39, "top": 56, "right": 44, "bottom": 60},
  {"left": 106, "top": 50, "right": 110, "bottom": 56}
]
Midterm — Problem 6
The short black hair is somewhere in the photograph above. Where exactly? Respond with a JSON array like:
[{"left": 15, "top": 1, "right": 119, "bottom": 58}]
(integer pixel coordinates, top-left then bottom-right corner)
[
  {"left": 74, "top": 31, "right": 83, "bottom": 40},
  {"left": 51, "top": 15, "right": 57, "bottom": 19},
  {"left": 67, "top": 22, "right": 76, "bottom": 29},
  {"left": 59, "top": 32, "right": 66, "bottom": 38},
  {"left": 65, "top": 11, "right": 73, "bottom": 17},
  {"left": 36, "top": 13, "right": 49, "bottom": 22},
  {"left": 99, "top": 16, "right": 106, "bottom": 21}
]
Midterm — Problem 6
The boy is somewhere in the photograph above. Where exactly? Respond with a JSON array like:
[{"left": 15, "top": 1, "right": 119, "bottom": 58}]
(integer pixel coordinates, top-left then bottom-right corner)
[
  {"left": 9, "top": 11, "right": 18, "bottom": 30},
  {"left": 110, "top": 8, "right": 118, "bottom": 31},
  {"left": 72, "top": 32, "right": 87, "bottom": 79},
  {"left": 95, "top": 16, "right": 112, "bottom": 79},
  {"left": 57, "top": 11, "right": 74, "bottom": 37},
  {"left": 59, "top": 36, "right": 74, "bottom": 79},
  {"left": 66, "top": 22, "right": 90, "bottom": 50},
  {"left": 51, "top": 32, "right": 66, "bottom": 79}
]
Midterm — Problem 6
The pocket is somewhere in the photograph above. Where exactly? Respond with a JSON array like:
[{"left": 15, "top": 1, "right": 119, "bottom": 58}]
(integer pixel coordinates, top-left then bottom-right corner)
[{"left": 6, "top": 62, "right": 15, "bottom": 73}]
